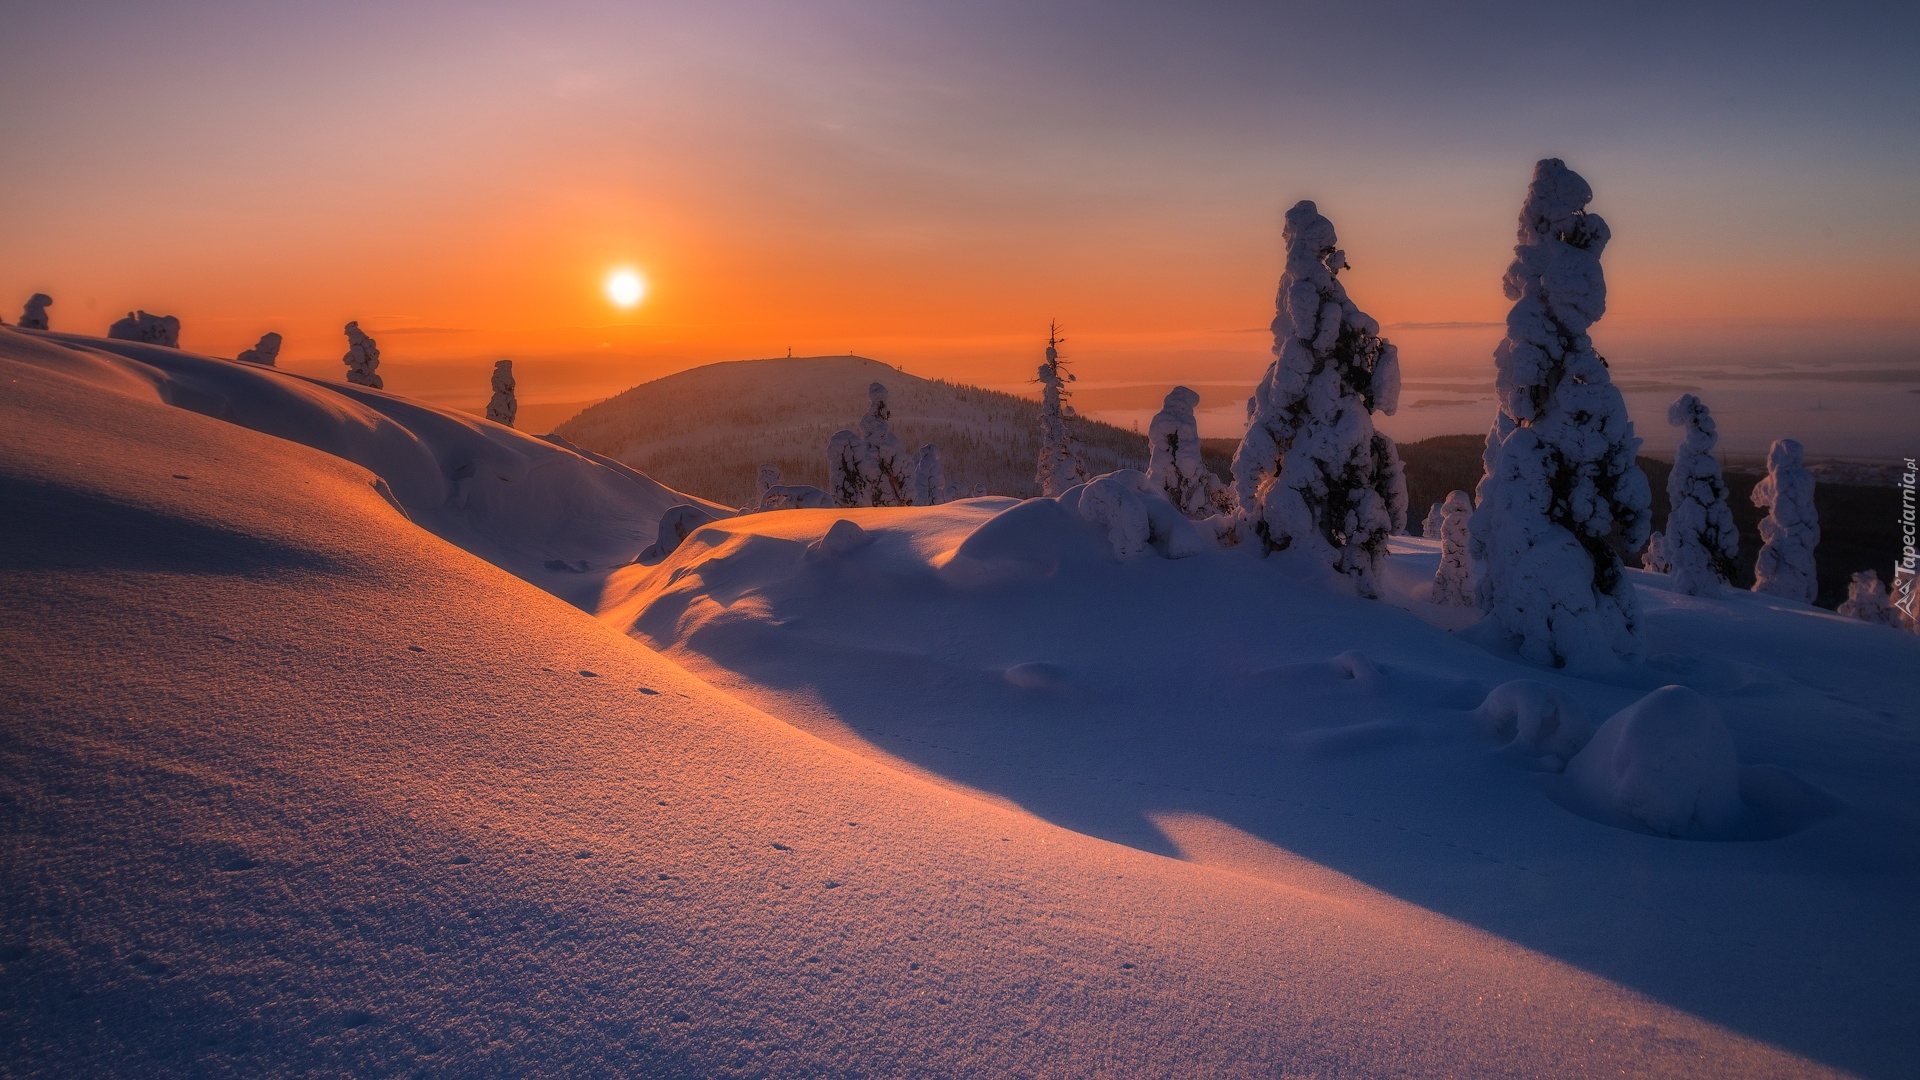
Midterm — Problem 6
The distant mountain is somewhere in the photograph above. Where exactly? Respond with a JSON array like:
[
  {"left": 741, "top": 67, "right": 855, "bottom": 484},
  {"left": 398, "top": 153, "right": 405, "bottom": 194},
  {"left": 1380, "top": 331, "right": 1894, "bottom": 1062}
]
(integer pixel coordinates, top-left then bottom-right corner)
[{"left": 556, "top": 355, "right": 1148, "bottom": 507}]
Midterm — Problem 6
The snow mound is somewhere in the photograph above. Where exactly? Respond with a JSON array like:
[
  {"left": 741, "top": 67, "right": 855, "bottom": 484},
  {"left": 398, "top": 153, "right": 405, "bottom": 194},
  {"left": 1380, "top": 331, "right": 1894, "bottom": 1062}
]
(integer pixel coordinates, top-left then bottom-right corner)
[
  {"left": 809, "top": 517, "right": 875, "bottom": 557},
  {"left": 1058, "top": 470, "right": 1206, "bottom": 562},
  {"left": 1473, "top": 679, "right": 1590, "bottom": 767},
  {"left": 640, "top": 503, "right": 721, "bottom": 562},
  {"left": 1564, "top": 685, "right": 1741, "bottom": 837},
  {"left": 10, "top": 328, "right": 719, "bottom": 604}
]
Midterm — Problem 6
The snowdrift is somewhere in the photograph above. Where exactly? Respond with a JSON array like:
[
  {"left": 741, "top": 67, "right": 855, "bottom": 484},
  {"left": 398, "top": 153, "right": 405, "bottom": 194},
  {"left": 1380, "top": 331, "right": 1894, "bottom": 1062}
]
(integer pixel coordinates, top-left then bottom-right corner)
[
  {"left": 3, "top": 326, "right": 1857, "bottom": 1077},
  {"left": 6, "top": 328, "right": 722, "bottom": 605},
  {"left": 602, "top": 497, "right": 1920, "bottom": 1077}
]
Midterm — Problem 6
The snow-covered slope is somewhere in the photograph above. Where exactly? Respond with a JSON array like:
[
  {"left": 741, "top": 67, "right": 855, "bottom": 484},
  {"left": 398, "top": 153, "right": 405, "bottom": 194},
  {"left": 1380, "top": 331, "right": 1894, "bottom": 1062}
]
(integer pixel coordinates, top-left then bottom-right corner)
[
  {"left": 0, "top": 333, "right": 1859, "bottom": 1075},
  {"left": 601, "top": 499, "right": 1920, "bottom": 1077},
  {"left": 8, "top": 329, "right": 723, "bottom": 606},
  {"left": 555, "top": 355, "right": 1148, "bottom": 507}
]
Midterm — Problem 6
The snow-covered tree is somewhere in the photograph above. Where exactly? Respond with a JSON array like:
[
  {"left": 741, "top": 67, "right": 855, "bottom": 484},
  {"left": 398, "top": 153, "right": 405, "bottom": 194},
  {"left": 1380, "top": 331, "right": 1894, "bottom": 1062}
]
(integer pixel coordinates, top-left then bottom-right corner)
[
  {"left": 1229, "top": 200, "right": 1406, "bottom": 597},
  {"left": 859, "top": 382, "right": 911, "bottom": 506},
  {"left": 342, "top": 321, "right": 383, "bottom": 388},
  {"left": 756, "top": 463, "right": 781, "bottom": 507},
  {"left": 108, "top": 311, "right": 180, "bottom": 346},
  {"left": 1838, "top": 569, "right": 1903, "bottom": 628},
  {"left": 1469, "top": 159, "right": 1652, "bottom": 669},
  {"left": 1146, "top": 386, "right": 1229, "bottom": 519},
  {"left": 1661, "top": 394, "right": 1739, "bottom": 595},
  {"left": 1751, "top": 438, "right": 1819, "bottom": 604},
  {"left": 1035, "top": 322, "right": 1086, "bottom": 496},
  {"left": 827, "top": 429, "right": 865, "bottom": 507},
  {"left": 1432, "top": 490, "right": 1475, "bottom": 606},
  {"left": 1421, "top": 501, "right": 1446, "bottom": 540},
  {"left": 237, "top": 332, "right": 281, "bottom": 366},
  {"left": 19, "top": 294, "right": 51, "bottom": 330},
  {"left": 910, "top": 443, "right": 947, "bottom": 506},
  {"left": 1641, "top": 532, "right": 1671, "bottom": 574},
  {"left": 486, "top": 359, "right": 518, "bottom": 427}
]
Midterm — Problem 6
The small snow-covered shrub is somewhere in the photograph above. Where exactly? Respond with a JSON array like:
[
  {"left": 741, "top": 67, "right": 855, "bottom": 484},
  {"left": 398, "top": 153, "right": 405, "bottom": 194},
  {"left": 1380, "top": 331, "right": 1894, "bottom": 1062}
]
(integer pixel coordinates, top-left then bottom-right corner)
[
  {"left": 1146, "top": 386, "right": 1230, "bottom": 519},
  {"left": 1230, "top": 200, "right": 1405, "bottom": 597},
  {"left": 1751, "top": 438, "right": 1819, "bottom": 604},
  {"left": 108, "top": 311, "right": 180, "bottom": 347},
  {"left": 910, "top": 443, "right": 948, "bottom": 506},
  {"left": 1472, "top": 680, "right": 1591, "bottom": 767},
  {"left": 639, "top": 504, "right": 720, "bottom": 561},
  {"left": 1469, "top": 160, "right": 1651, "bottom": 669},
  {"left": 827, "top": 429, "right": 865, "bottom": 508},
  {"left": 236, "top": 332, "right": 281, "bottom": 366},
  {"left": 1566, "top": 685, "right": 1742, "bottom": 837},
  {"left": 1421, "top": 501, "right": 1446, "bottom": 540},
  {"left": 1062, "top": 470, "right": 1205, "bottom": 562},
  {"left": 1662, "top": 394, "right": 1738, "bottom": 595},
  {"left": 1432, "top": 490, "right": 1475, "bottom": 606},
  {"left": 1838, "top": 570, "right": 1905, "bottom": 628},
  {"left": 1642, "top": 532, "right": 1670, "bottom": 574},
  {"left": 19, "top": 293, "right": 52, "bottom": 330},
  {"left": 342, "top": 321, "right": 383, "bottom": 389},
  {"left": 487, "top": 360, "right": 518, "bottom": 428},
  {"left": 1035, "top": 323, "right": 1086, "bottom": 496},
  {"left": 762, "top": 484, "right": 832, "bottom": 510}
]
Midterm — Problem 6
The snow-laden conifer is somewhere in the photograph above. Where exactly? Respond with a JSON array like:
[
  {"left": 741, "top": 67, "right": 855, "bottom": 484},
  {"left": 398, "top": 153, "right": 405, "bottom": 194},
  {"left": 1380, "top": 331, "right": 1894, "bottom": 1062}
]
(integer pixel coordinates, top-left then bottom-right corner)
[
  {"left": 1421, "top": 501, "right": 1446, "bottom": 540},
  {"left": 860, "top": 382, "right": 911, "bottom": 506},
  {"left": 1641, "top": 532, "right": 1671, "bottom": 574},
  {"left": 108, "top": 311, "right": 180, "bottom": 346},
  {"left": 487, "top": 360, "right": 518, "bottom": 427},
  {"left": 1661, "top": 394, "right": 1739, "bottom": 595},
  {"left": 342, "top": 322, "right": 383, "bottom": 388},
  {"left": 1146, "top": 386, "right": 1229, "bottom": 519},
  {"left": 910, "top": 443, "right": 948, "bottom": 506},
  {"left": 1837, "top": 570, "right": 1908, "bottom": 629},
  {"left": 827, "top": 429, "right": 865, "bottom": 507},
  {"left": 1469, "top": 160, "right": 1651, "bottom": 668},
  {"left": 1035, "top": 322, "right": 1086, "bottom": 496},
  {"left": 1751, "top": 438, "right": 1819, "bottom": 604},
  {"left": 19, "top": 294, "right": 51, "bottom": 330},
  {"left": 1229, "top": 201, "right": 1405, "bottom": 596},
  {"left": 1432, "top": 490, "right": 1475, "bottom": 606},
  {"left": 237, "top": 332, "right": 281, "bottom": 366}
]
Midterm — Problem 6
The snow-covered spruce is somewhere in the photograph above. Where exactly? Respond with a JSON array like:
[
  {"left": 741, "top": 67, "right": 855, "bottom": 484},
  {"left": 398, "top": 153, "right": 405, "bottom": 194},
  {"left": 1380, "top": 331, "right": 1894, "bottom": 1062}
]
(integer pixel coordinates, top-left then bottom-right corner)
[
  {"left": 827, "top": 429, "right": 865, "bottom": 508},
  {"left": 1146, "top": 386, "right": 1230, "bottom": 520},
  {"left": 1837, "top": 570, "right": 1904, "bottom": 628},
  {"left": 1035, "top": 323, "right": 1087, "bottom": 497},
  {"left": 1469, "top": 159, "right": 1652, "bottom": 668},
  {"left": 19, "top": 293, "right": 52, "bottom": 330},
  {"left": 1660, "top": 394, "right": 1739, "bottom": 595},
  {"left": 1432, "top": 490, "right": 1475, "bottom": 606},
  {"left": 1751, "top": 438, "right": 1819, "bottom": 604},
  {"left": 236, "top": 332, "right": 281, "bottom": 366},
  {"left": 1229, "top": 201, "right": 1405, "bottom": 597},
  {"left": 108, "top": 311, "right": 180, "bottom": 347},
  {"left": 859, "top": 382, "right": 911, "bottom": 506},
  {"left": 487, "top": 360, "right": 518, "bottom": 428},
  {"left": 910, "top": 443, "right": 948, "bottom": 506},
  {"left": 1642, "top": 532, "right": 1671, "bottom": 574},
  {"left": 1421, "top": 501, "right": 1446, "bottom": 540},
  {"left": 342, "top": 321, "right": 383, "bottom": 389}
]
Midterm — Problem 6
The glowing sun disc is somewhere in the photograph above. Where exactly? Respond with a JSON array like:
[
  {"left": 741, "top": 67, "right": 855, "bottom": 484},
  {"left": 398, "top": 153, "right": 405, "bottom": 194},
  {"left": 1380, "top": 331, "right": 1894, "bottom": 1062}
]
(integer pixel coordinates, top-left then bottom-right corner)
[{"left": 606, "top": 270, "right": 645, "bottom": 308}]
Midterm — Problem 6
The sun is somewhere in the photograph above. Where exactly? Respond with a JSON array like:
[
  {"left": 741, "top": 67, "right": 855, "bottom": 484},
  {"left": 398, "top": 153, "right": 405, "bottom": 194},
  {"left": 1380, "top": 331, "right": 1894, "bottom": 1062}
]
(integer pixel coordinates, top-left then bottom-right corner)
[{"left": 606, "top": 269, "right": 645, "bottom": 308}]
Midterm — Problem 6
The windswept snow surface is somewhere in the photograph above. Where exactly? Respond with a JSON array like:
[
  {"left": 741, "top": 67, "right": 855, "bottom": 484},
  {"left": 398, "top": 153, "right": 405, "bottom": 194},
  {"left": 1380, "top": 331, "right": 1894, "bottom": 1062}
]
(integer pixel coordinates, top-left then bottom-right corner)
[
  {"left": 603, "top": 501, "right": 1920, "bottom": 1078},
  {"left": 5, "top": 328, "right": 721, "bottom": 606}
]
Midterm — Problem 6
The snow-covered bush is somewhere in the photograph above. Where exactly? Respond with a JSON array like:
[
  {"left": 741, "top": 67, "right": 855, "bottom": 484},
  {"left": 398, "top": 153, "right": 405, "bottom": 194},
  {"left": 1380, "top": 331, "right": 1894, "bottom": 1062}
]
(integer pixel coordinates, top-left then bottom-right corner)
[
  {"left": 19, "top": 293, "right": 52, "bottom": 330},
  {"left": 236, "top": 332, "right": 281, "bottom": 366},
  {"left": 1566, "top": 684, "right": 1743, "bottom": 838},
  {"left": 1838, "top": 570, "right": 1905, "bottom": 628},
  {"left": 1751, "top": 438, "right": 1819, "bottom": 604},
  {"left": 910, "top": 443, "right": 948, "bottom": 506},
  {"left": 860, "top": 382, "right": 911, "bottom": 506},
  {"left": 342, "top": 322, "right": 383, "bottom": 389},
  {"left": 639, "top": 504, "right": 719, "bottom": 561},
  {"left": 1060, "top": 470, "right": 1205, "bottom": 562},
  {"left": 1641, "top": 532, "right": 1670, "bottom": 574},
  {"left": 1472, "top": 680, "right": 1591, "bottom": 768},
  {"left": 1035, "top": 323, "right": 1086, "bottom": 496},
  {"left": 108, "top": 310, "right": 180, "bottom": 346},
  {"left": 486, "top": 360, "right": 518, "bottom": 427},
  {"left": 762, "top": 484, "right": 832, "bottom": 510},
  {"left": 1469, "top": 159, "right": 1651, "bottom": 669},
  {"left": 1146, "top": 386, "right": 1230, "bottom": 519},
  {"left": 1230, "top": 201, "right": 1406, "bottom": 597},
  {"left": 827, "top": 429, "right": 865, "bottom": 507},
  {"left": 1421, "top": 501, "right": 1446, "bottom": 540},
  {"left": 1662, "top": 394, "right": 1739, "bottom": 595},
  {"left": 1431, "top": 490, "right": 1475, "bottom": 606}
]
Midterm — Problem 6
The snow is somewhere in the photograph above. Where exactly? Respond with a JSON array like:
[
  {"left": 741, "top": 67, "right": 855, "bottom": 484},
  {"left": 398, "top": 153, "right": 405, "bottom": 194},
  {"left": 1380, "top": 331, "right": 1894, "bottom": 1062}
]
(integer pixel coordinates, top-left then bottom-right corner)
[
  {"left": 107, "top": 310, "right": 180, "bottom": 346},
  {"left": 639, "top": 503, "right": 721, "bottom": 562},
  {"left": 1144, "top": 385, "right": 1228, "bottom": 519},
  {"left": 4, "top": 323, "right": 1916, "bottom": 1077},
  {"left": 19, "top": 292, "right": 52, "bottom": 330},
  {"left": 1563, "top": 685, "right": 1743, "bottom": 838},
  {"left": 342, "top": 321, "right": 383, "bottom": 389},
  {"left": 1470, "top": 159, "right": 1653, "bottom": 670},
  {"left": 1472, "top": 679, "right": 1590, "bottom": 767},
  {"left": 1751, "top": 438, "right": 1820, "bottom": 604},
  {"left": 236, "top": 331, "right": 281, "bottom": 366},
  {"left": 486, "top": 358, "right": 517, "bottom": 427},
  {"left": 1662, "top": 394, "right": 1740, "bottom": 595},
  {"left": 1058, "top": 469, "right": 1207, "bottom": 562}
]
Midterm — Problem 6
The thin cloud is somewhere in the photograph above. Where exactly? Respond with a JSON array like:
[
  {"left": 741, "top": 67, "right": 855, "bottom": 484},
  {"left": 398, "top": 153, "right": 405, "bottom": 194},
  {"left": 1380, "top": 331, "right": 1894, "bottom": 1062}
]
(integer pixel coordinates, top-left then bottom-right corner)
[{"left": 1387, "top": 321, "right": 1503, "bottom": 330}]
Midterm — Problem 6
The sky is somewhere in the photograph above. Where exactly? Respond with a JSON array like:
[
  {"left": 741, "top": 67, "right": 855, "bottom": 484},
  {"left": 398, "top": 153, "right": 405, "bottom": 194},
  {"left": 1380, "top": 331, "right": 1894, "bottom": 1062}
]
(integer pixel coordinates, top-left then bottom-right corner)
[{"left": 3, "top": 1, "right": 1916, "bottom": 448}]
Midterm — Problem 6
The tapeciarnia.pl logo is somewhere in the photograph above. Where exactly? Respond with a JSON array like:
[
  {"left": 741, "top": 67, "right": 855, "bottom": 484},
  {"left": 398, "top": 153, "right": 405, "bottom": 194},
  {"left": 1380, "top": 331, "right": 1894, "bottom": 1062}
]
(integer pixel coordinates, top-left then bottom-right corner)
[{"left": 1897, "top": 458, "right": 1917, "bottom": 620}]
